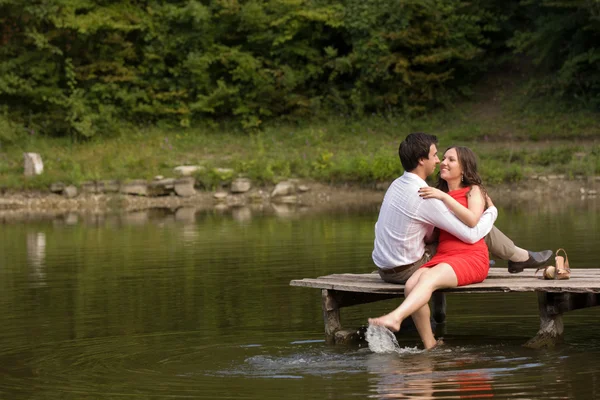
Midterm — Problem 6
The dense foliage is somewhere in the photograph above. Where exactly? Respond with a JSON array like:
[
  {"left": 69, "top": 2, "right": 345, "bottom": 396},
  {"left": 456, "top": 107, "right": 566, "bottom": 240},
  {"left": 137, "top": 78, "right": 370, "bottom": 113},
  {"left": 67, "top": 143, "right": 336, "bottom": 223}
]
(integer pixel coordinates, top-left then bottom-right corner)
[
  {"left": 509, "top": 0, "right": 600, "bottom": 107},
  {"left": 0, "top": 0, "right": 598, "bottom": 139}
]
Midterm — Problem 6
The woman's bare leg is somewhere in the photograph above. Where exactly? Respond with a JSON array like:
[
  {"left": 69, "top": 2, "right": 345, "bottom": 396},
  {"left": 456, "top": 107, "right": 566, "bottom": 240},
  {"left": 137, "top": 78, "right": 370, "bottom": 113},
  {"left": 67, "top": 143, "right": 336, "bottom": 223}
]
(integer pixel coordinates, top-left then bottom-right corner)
[
  {"left": 369, "top": 263, "right": 458, "bottom": 349},
  {"left": 404, "top": 270, "right": 437, "bottom": 349}
]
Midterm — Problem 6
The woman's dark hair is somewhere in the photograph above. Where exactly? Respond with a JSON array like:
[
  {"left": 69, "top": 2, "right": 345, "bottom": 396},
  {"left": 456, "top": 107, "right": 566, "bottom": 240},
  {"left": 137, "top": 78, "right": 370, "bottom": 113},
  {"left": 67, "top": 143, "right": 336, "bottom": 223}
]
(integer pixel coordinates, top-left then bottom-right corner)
[
  {"left": 398, "top": 132, "right": 438, "bottom": 172},
  {"left": 436, "top": 146, "right": 488, "bottom": 204}
]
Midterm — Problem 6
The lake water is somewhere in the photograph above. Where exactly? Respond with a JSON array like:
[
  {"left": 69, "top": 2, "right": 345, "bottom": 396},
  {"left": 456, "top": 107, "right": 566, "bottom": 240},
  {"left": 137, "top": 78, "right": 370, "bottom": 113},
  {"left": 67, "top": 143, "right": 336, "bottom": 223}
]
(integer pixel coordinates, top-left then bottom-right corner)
[{"left": 0, "top": 199, "right": 599, "bottom": 399}]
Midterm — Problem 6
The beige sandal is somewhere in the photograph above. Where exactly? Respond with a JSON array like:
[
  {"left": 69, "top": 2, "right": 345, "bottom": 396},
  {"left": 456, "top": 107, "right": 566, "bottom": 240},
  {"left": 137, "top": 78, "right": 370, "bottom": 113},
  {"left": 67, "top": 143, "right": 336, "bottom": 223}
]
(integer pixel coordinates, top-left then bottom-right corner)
[
  {"left": 555, "top": 248, "right": 571, "bottom": 280},
  {"left": 536, "top": 265, "right": 556, "bottom": 280},
  {"left": 535, "top": 248, "right": 571, "bottom": 280}
]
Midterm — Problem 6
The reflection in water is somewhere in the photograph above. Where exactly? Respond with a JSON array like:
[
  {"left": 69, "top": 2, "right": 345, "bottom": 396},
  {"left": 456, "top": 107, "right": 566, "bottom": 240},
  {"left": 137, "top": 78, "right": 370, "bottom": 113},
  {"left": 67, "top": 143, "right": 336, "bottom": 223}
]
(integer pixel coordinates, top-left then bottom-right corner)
[
  {"left": 177, "top": 208, "right": 199, "bottom": 244},
  {"left": 64, "top": 213, "right": 78, "bottom": 225},
  {"left": 367, "top": 348, "right": 496, "bottom": 399},
  {"left": 214, "top": 203, "right": 229, "bottom": 213},
  {"left": 26, "top": 232, "right": 46, "bottom": 287},
  {"left": 181, "top": 224, "right": 199, "bottom": 244},
  {"left": 122, "top": 210, "right": 149, "bottom": 225},
  {"left": 367, "top": 351, "right": 495, "bottom": 400},
  {"left": 271, "top": 202, "right": 300, "bottom": 218},
  {"left": 232, "top": 206, "right": 252, "bottom": 223},
  {"left": 368, "top": 353, "right": 436, "bottom": 399},
  {"left": 175, "top": 207, "right": 197, "bottom": 223},
  {"left": 0, "top": 201, "right": 599, "bottom": 399}
]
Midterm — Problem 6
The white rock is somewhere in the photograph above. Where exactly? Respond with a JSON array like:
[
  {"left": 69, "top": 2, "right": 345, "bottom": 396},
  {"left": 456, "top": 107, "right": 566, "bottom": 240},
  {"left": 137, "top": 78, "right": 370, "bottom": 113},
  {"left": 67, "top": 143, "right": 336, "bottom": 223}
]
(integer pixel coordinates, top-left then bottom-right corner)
[
  {"left": 298, "top": 185, "right": 310, "bottom": 192},
  {"left": 231, "top": 178, "right": 252, "bottom": 193},
  {"left": 157, "top": 178, "right": 175, "bottom": 189},
  {"left": 98, "top": 180, "right": 120, "bottom": 193},
  {"left": 50, "top": 182, "right": 65, "bottom": 193},
  {"left": 273, "top": 195, "right": 298, "bottom": 204},
  {"left": 213, "top": 191, "right": 228, "bottom": 201},
  {"left": 174, "top": 178, "right": 195, "bottom": 197},
  {"left": 248, "top": 191, "right": 264, "bottom": 203},
  {"left": 0, "top": 198, "right": 22, "bottom": 209},
  {"left": 24, "top": 153, "right": 44, "bottom": 176},
  {"left": 120, "top": 180, "right": 148, "bottom": 196},
  {"left": 226, "top": 195, "right": 246, "bottom": 207},
  {"left": 147, "top": 180, "right": 171, "bottom": 196},
  {"left": 148, "top": 178, "right": 176, "bottom": 196},
  {"left": 63, "top": 185, "right": 78, "bottom": 198},
  {"left": 271, "top": 181, "right": 296, "bottom": 197},
  {"left": 81, "top": 181, "right": 97, "bottom": 194},
  {"left": 173, "top": 165, "right": 204, "bottom": 176}
]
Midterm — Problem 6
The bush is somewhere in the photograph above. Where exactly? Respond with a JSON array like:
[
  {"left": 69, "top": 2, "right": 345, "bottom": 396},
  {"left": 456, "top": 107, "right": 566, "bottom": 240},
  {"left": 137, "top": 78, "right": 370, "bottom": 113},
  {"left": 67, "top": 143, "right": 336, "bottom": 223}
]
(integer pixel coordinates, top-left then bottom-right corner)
[
  {"left": 508, "top": 1, "right": 600, "bottom": 107},
  {"left": 0, "top": 0, "right": 502, "bottom": 137},
  {"left": 0, "top": 114, "right": 23, "bottom": 145}
]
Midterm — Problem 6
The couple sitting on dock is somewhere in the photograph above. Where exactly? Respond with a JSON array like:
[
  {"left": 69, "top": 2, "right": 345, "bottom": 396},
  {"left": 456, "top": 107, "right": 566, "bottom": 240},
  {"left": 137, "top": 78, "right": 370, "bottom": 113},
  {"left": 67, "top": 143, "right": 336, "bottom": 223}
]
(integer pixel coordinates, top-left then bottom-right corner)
[{"left": 369, "top": 132, "right": 552, "bottom": 349}]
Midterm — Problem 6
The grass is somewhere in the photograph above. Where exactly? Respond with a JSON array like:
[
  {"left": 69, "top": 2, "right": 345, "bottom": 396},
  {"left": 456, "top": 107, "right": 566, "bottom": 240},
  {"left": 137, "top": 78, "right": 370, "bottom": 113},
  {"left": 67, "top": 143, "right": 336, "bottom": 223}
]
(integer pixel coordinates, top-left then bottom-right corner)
[{"left": 1, "top": 88, "right": 599, "bottom": 191}]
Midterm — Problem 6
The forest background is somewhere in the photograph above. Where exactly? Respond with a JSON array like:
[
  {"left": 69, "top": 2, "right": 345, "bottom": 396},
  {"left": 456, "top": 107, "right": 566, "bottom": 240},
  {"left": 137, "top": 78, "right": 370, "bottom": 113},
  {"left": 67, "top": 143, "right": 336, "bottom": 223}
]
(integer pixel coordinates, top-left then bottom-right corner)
[{"left": 0, "top": 0, "right": 599, "bottom": 190}]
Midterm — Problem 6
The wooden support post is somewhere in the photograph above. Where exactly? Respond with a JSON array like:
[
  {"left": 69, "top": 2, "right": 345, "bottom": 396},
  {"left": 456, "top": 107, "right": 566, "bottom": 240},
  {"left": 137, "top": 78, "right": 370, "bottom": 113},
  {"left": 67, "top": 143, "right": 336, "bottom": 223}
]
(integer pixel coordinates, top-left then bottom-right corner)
[
  {"left": 431, "top": 292, "right": 447, "bottom": 338},
  {"left": 524, "top": 292, "right": 566, "bottom": 349},
  {"left": 321, "top": 289, "right": 341, "bottom": 344},
  {"left": 431, "top": 292, "right": 447, "bottom": 324}
]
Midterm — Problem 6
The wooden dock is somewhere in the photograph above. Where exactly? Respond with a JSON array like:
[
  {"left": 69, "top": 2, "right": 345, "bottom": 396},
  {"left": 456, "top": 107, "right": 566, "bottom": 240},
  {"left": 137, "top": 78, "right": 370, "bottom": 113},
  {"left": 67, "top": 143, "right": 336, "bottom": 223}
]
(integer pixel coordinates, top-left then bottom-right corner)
[{"left": 290, "top": 268, "right": 600, "bottom": 348}]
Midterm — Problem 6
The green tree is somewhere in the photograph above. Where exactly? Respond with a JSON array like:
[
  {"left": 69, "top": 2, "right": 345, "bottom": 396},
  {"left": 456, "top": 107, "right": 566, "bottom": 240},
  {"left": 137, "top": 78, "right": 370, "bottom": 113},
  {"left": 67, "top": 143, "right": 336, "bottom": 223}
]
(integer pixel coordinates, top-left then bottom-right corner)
[{"left": 508, "top": 0, "right": 600, "bottom": 107}]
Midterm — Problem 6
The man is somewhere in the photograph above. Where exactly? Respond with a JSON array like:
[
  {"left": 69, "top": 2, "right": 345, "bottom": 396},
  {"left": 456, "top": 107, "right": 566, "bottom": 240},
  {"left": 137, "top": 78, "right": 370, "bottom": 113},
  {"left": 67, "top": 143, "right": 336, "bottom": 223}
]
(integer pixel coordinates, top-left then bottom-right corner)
[{"left": 372, "top": 132, "right": 552, "bottom": 284}]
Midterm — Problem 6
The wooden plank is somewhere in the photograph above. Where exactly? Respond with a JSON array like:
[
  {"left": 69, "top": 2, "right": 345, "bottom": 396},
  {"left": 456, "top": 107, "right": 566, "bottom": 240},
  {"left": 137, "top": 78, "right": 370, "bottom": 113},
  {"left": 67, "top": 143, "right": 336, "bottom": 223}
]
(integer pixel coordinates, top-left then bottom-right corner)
[
  {"left": 290, "top": 269, "right": 600, "bottom": 294},
  {"left": 487, "top": 268, "right": 600, "bottom": 278},
  {"left": 311, "top": 269, "right": 600, "bottom": 281},
  {"left": 292, "top": 272, "right": 600, "bottom": 288},
  {"left": 296, "top": 269, "right": 600, "bottom": 281},
  {"left": 291, "top": 279, "right": 600, "bottom": 294},
  {"left": 302, "top": 268, "right": 600, "bottom": 280}
]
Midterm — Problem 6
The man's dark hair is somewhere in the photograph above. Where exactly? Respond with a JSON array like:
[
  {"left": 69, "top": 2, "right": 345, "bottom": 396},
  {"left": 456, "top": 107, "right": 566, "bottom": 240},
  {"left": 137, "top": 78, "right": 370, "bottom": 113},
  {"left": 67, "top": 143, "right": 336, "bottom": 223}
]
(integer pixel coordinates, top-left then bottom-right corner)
[{"left": 398, "top": 132, "right": 438, "bottom": 172}]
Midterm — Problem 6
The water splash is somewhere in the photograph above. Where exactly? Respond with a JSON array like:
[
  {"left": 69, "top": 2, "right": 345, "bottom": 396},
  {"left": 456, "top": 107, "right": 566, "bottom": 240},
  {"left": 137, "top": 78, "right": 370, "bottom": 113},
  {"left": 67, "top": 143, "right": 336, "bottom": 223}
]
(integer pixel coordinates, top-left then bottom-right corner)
[{"left": 366, "top": 325, "right": 402, "bottom": 354}]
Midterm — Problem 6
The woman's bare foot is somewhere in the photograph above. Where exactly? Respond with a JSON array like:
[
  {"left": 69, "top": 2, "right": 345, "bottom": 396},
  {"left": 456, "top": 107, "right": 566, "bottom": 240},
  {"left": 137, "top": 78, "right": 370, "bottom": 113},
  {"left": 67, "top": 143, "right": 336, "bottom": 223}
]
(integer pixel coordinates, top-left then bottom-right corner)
[
  {"left": 368, "top": 314, "right": 402, "bottom": 332},
  {"left": 425, "top": 338, "right": 444, "bottom": 350}
]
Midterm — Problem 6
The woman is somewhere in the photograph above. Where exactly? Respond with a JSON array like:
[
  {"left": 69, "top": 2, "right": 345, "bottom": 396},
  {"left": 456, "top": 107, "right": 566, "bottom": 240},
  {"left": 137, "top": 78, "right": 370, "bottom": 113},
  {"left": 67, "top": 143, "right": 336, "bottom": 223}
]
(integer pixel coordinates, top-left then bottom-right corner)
[{"left": 368, "top": 146, "right": 492, "bottom": 350}]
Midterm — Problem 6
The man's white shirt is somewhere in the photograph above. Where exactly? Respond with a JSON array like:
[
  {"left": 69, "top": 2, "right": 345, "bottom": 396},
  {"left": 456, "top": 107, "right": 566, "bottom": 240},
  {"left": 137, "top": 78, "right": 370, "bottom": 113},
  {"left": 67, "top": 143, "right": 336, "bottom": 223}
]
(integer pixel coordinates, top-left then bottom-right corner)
[{"left": 372, "top": 172, "right": 498, "bottom": 269}]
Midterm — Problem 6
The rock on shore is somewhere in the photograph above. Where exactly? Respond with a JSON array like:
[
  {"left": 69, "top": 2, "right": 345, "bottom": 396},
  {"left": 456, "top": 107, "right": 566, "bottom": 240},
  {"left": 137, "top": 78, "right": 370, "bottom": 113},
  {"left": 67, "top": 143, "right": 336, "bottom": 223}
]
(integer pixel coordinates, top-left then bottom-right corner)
[{"left": 0, "top": 176, "right": 598, "bottom": 218}]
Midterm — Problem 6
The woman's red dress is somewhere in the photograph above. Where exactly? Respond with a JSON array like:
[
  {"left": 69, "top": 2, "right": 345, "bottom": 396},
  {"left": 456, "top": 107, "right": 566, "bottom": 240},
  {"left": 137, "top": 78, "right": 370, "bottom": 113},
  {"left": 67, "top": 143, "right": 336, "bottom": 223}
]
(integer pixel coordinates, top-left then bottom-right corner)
[{"left": 420, "top": 186, "right": 490, "bottom": 286}]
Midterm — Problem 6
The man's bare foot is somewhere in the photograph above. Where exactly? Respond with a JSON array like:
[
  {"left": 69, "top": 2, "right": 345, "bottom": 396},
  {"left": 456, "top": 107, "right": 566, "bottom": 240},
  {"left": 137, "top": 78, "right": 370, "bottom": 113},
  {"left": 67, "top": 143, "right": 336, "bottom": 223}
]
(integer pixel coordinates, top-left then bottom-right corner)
[{"left": 368, "top": 314, "right": 402, "bottom": 332}]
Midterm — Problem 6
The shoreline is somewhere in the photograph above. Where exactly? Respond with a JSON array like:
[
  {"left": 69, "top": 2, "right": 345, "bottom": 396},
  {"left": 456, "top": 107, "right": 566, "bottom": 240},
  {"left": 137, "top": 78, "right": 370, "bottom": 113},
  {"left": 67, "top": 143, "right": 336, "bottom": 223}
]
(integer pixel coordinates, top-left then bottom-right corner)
[{"left": 1, "top": 176, "right": 598, "bottom": 221}]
